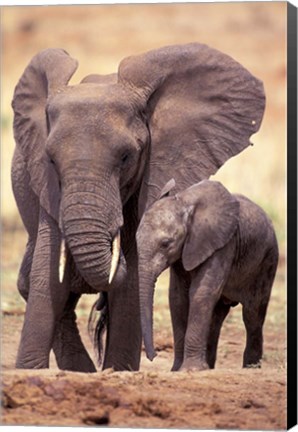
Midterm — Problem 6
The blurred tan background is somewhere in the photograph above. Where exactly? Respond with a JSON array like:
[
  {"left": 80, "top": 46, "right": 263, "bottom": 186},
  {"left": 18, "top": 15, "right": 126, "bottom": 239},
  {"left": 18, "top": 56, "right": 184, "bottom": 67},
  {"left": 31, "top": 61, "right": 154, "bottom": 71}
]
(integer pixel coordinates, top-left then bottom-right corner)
[{"left": 1, "top": 2, "right": 286, "bottom": 243}]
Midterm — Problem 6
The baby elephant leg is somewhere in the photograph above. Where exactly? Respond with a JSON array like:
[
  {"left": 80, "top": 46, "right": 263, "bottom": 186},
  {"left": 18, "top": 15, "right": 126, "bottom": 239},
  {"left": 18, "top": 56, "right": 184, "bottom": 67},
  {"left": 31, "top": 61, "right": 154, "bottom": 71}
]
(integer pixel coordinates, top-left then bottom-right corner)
[
  {"left": 242, "top": 253, "right": 277, "bottom": 367},
  {"left": 206, "top": 298, "right": 231, "bottom": 369},
  {"left": 242, "top": 302, "right": 267, "bottom": 367},
  {"left": 182, "top": 287, "right": 220, "bottom": 371},
  {"left": 181, "top": 249, "right": 233, "bottom": 371}
]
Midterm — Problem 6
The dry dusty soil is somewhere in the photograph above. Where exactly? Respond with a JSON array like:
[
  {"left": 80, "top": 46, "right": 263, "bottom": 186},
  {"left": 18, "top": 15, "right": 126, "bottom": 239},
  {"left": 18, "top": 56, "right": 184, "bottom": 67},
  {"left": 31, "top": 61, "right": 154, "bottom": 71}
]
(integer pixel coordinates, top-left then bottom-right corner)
[
  {"left": 1, "top": 367, "right": 286, "bottom": 429},
  {"left": 1, "top": 310, "right": 286, "bottom": 429}
]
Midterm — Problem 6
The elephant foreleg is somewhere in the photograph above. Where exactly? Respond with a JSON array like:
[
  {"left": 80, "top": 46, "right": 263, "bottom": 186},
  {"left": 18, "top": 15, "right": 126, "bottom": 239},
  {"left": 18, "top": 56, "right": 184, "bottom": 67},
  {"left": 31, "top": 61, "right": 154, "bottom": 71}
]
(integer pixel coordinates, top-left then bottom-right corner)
[
  {"left": 16, "top": 207, "right": 68, "bottom": 369},
  {"left": 11, "top": 148, "right": 39, "bottom": 302},
  {"left": 181, "top": 247, "right": 234, "bottom": 371},
  {"left": 103, "top": 198, "right": 142, "bottom": 371},
  {"left": 103, "top": 246, "right": 142, "bottom": 371}
]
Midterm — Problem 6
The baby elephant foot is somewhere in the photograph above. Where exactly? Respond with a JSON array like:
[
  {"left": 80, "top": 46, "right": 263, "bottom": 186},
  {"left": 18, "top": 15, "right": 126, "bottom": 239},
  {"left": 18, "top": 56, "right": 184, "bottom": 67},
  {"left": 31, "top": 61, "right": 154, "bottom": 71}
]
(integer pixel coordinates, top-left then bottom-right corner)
[
  {"left": 243, "top": 359, "right": 262, "bottom": 369},
  {"left": 179, "top": 358, "right": 209, "bottom": 372}
]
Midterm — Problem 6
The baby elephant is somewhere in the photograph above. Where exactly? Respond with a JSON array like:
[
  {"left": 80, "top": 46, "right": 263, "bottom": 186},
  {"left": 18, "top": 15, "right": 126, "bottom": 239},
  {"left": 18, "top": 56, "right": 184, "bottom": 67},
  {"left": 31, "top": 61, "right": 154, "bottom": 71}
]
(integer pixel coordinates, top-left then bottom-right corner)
[{"left": 136, "top": 179, "right": 279, "bottom": 371}]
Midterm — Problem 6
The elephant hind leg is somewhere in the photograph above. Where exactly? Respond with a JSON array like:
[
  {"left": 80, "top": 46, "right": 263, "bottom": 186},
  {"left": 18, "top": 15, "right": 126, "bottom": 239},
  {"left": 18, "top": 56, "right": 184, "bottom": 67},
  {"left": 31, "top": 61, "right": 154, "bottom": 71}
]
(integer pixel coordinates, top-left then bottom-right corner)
[
  {"left": 242, "top": 305, "right": 265, "bottom": 368},
  {"left": 53, "top": 291, "right": 96, "bottom": 372},
  {"left": 206, "top": 298, "right": 231, "bottom": 369},
  {"left": 88, "top": 292, "right": 108, "bottom": 367},
  {"left": 242, "top": 296, "right": 270, "bottom": 367},
  {"left": 242, "top": 250, "right": 278, "bottom": 368}
]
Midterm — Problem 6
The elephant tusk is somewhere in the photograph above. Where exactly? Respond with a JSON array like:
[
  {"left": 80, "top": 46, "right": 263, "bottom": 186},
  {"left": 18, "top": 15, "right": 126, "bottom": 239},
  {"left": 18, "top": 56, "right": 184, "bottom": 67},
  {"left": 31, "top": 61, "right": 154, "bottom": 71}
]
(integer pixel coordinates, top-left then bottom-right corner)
[
  {"left": 109, "top": 230, "right": 121, "bottom": 284},
  {"left": 59, "top": 238, "right": 67, "bottom": 283}
]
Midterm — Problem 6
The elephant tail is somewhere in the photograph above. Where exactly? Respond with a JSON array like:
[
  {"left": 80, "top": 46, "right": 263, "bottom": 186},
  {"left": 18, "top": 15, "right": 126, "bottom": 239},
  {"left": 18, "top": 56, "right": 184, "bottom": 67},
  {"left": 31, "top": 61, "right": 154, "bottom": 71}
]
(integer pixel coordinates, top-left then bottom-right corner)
[{"left": 88, "top": 292, "right": 108, "bottom": 366}]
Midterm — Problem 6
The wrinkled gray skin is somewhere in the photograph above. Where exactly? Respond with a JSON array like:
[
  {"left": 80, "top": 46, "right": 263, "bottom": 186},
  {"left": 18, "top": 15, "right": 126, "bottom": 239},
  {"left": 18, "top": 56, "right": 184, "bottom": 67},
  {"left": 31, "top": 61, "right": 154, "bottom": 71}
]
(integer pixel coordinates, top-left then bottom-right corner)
[
  {"left": 137, "top": 179, "right": 279, "bottom": 371},
  {"left": 11, "top": 43, "right": 265, "bottom": 371}
]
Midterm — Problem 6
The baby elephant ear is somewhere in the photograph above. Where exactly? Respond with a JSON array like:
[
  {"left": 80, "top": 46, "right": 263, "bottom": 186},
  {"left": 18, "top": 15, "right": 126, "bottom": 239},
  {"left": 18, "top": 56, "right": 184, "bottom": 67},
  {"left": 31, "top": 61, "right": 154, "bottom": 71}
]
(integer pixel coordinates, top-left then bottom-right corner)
[
  {"left": 158, "top": 178, "right": 176, "bottom": 199},
  {"left": 181, "top": 181, "right": 240, "bottom": 271}
]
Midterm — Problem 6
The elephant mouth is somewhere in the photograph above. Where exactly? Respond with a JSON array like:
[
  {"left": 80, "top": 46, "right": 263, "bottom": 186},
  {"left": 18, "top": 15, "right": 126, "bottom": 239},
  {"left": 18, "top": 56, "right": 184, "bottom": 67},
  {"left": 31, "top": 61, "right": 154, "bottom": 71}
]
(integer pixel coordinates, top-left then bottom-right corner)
[{"left": 59, "top": 229, "right": 122, "bottom": 286}]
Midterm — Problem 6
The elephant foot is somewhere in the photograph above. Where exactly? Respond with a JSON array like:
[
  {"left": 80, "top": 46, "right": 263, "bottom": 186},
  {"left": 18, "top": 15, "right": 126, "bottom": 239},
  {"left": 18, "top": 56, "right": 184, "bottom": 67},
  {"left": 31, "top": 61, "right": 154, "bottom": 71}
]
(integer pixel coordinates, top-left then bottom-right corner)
[
  {"left": 16, "top": 357, "right": 49, "bottom": 370},
  {"left": 243, "top": 360, "right": 262, "bottom": 369},
  {"left": 53, "top": 327, "right": 97, "bottom": 373},
  {"left": 16, "top": 333, "right": 51, "bottom": 369},
  {"left": 53, "top": 331, "right": 97, "bottom": 372},
  {"left": 57, "top": 352, "right": 97, "bottom": 373},
  {"left": 179, "top": 358, "right": 210, "bottom": 372},
  {"left": 243, "top": 349, "right": 262, "bottom": 368}
]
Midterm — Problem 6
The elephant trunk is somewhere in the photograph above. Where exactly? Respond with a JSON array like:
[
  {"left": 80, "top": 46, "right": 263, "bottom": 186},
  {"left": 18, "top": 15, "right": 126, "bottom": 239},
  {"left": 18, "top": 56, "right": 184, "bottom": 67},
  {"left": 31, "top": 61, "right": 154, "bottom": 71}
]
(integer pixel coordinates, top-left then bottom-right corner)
[
  {"left": 61, "top": 184, "right": 124, "bottom": 291},
  {"left": 138, "top": 260, "right": 158, "bottom": 361}
]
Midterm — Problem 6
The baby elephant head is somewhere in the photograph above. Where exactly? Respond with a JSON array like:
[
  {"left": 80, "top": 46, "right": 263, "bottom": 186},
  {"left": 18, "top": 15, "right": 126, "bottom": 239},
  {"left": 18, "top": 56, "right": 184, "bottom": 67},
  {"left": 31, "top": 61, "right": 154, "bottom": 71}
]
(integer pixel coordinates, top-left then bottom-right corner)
[{"left": 136, "top": 179, "right": 240, "bottom": 361}]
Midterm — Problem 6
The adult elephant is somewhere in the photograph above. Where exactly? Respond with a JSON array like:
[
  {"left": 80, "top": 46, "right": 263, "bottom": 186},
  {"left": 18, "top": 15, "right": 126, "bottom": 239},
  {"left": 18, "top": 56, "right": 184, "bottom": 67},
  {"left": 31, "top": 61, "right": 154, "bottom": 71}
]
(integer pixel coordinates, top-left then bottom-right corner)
[{"left": 11, "top": 43, "right": 265, "bottom": 371}]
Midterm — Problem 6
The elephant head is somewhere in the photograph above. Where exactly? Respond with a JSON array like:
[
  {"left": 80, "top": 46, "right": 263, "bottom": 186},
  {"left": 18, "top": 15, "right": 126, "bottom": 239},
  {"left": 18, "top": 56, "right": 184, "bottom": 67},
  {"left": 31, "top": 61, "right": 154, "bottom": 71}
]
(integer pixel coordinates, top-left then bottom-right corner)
[
  {"left": 12, "top": 43, "right": 264, "bottom": 294},
  {"left": 136, "top": 179, "right": 240, "bottom": 361}
]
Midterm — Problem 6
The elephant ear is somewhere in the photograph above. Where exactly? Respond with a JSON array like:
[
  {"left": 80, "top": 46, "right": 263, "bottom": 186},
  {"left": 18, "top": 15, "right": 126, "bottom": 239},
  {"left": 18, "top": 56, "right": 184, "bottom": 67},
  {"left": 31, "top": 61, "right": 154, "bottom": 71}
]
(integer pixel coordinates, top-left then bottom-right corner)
[
  {"left": 158, "top": 178, "right": 176, "bottom": 199},
  {"left": 180, "top": 180, "right": 240, "bottom": 271},
  {"left": 118, "top": 43, "right": 265, "bottom": 215},
  {"left": 12, "top": 48, "right": 78, "bottom": 222}
]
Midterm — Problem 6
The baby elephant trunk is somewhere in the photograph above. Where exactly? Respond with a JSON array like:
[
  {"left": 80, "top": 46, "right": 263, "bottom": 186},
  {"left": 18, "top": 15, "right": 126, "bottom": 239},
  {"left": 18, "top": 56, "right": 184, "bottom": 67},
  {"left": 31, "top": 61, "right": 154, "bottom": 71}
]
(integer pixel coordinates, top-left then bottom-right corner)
[{"left": 138, "top": 265, "right": 158, "bottom": 362}]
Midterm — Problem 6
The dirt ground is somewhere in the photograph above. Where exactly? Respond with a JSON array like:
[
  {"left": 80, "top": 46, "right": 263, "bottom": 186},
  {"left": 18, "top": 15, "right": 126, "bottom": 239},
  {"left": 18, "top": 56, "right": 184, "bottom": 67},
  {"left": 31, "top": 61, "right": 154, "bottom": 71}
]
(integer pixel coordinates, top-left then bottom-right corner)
[
  {"left": 1, "top": 295, "right": 287, "bottom": 429},
  {"left": 1, "top": 367, "right": 286, "bottom": 429},
  {"left": 1, "top": 3, "right": 287, "bottom": 429}
]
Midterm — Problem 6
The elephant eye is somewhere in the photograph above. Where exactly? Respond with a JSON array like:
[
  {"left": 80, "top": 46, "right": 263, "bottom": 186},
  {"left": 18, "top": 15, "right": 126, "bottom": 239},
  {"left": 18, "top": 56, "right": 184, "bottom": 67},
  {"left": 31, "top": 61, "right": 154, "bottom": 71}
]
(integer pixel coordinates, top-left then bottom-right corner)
[
  {"left": 121, "top": 152, "right": 130, "bottom": 165},
  {"left": 161, "top": 238, "right": 171, "bottom": 249}
]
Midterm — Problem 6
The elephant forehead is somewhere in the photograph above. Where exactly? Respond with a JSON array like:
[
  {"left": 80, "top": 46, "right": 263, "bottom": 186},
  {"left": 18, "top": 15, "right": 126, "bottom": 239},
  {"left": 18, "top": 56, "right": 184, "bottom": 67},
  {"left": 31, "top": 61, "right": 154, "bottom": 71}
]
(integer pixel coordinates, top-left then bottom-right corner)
[
  {"left": 145, "top": 201, "right": 181, "bottom": 231},
  {"left": 48, "top": 83, "right": 135, "bottom": 121}
]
